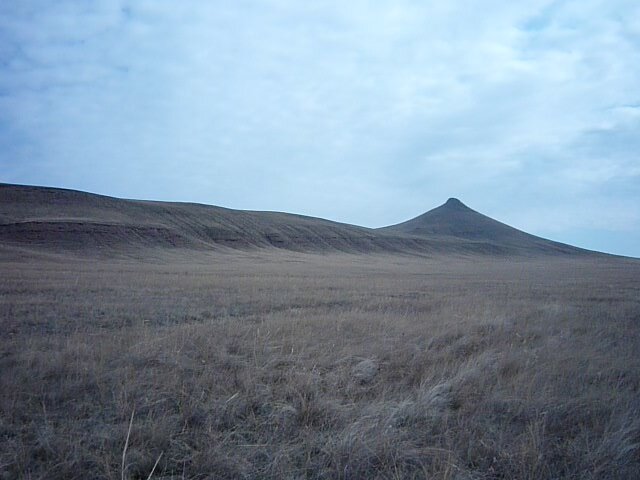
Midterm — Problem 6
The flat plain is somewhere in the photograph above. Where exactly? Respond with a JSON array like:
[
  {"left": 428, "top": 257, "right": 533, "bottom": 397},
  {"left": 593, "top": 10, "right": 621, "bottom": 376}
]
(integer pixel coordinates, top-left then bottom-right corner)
[{"left": 2, "top": 250, "right": 640, "bottom": 479}]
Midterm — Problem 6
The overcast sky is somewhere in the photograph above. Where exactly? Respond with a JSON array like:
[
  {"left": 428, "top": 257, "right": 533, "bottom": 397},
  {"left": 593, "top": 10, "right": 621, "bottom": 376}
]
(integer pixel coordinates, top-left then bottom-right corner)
[{"left": 1, "top": 1, "right": 639, "bottom": 256}]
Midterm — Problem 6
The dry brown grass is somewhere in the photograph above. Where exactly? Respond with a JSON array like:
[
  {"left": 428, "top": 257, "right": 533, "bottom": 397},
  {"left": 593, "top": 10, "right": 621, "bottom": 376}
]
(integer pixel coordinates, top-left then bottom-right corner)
[{"left": 1, "top": 251, "right": 639, "bottom": 479}]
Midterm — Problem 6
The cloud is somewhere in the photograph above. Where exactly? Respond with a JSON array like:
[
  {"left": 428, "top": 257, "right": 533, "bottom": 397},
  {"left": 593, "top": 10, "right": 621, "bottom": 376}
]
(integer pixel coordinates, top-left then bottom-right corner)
[{"left": 0, "top": 0, "right": 639, "bottom": 254}]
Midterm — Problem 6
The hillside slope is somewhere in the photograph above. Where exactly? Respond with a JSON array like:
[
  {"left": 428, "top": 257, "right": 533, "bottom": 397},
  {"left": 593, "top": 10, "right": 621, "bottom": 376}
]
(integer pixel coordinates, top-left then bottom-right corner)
[
  {"left": 0, "top": 183, "right": 421, "bottom": 254},
  {"left": 0, "top": 184, "right": 596, "bottom": 257},
  {"left": 380, "top": 198, "right": 588, "bottom": 256}
]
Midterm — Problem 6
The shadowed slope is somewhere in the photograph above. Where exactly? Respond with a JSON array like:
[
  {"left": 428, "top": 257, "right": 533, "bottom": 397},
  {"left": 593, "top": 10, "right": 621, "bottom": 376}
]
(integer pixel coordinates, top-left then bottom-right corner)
[{"left": 0, "top": 184, "right": 598, "bottom": 257}]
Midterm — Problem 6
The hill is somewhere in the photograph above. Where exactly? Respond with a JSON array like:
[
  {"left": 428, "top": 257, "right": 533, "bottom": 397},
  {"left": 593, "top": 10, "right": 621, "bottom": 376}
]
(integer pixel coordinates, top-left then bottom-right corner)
[
  {"left": 380, "top": 197, "right": 587, "bottom": 255},
  {"left": 0, "top": 183, "right": 597, "bottom": 257}
]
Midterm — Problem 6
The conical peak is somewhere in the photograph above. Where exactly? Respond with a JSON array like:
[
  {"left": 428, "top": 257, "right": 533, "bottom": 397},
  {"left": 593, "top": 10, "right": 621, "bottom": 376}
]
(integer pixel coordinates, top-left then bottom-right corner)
[{"left": 442, "top": 198, "right": 468, "bottom": 209}]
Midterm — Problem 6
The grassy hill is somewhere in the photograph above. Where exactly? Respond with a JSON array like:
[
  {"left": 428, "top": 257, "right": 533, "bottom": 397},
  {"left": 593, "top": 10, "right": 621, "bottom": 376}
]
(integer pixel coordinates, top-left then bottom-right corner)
[
  {"left": 380, "top": 197, "right": 587, "bottom": 255},
  {"left": 0, "top": 183, "right": 597, "bottom": 257}
]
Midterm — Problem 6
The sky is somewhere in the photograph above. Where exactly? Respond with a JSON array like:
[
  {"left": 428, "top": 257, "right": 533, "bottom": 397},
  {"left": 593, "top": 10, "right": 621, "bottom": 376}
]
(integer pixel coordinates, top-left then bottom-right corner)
[{"left": 1, "top": 1, "right": 639, "bottom": 257}]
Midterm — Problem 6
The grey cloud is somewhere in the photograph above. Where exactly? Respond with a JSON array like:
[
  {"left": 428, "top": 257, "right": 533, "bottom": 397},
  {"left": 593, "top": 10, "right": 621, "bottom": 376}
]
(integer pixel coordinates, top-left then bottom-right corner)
[{"left": 0, "top": 0, "right": 639, "bottom": 255}]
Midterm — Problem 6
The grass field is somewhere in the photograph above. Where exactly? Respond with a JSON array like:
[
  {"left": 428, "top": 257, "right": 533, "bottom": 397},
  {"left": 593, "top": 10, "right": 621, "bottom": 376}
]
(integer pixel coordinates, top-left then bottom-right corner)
[{"left": 1, "top": 251, "right": 639, "bottom": 479}]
